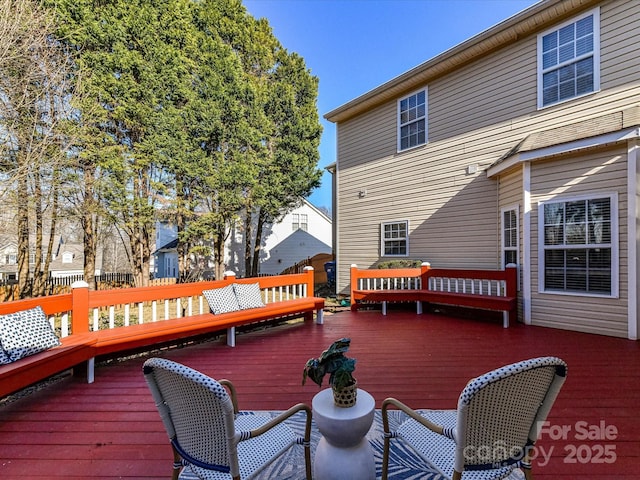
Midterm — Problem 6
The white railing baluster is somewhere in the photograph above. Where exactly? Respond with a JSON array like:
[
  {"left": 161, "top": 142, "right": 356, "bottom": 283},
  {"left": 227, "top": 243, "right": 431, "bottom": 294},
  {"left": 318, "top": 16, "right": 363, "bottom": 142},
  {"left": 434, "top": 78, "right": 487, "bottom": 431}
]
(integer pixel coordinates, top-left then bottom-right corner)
[
  {"left": 61, "top": 313, "right": 69, "bottom": 337},
  {"left": 124, "top": 304, "right": 130, "bottom": 326}
]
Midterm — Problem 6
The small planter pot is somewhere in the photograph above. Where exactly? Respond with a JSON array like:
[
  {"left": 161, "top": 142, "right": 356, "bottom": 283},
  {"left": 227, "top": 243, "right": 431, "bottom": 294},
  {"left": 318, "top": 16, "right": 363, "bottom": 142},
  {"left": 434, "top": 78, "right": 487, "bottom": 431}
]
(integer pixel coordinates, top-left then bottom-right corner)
[{"left": 332, "top": 381, "right": 358, "bottom": 407}]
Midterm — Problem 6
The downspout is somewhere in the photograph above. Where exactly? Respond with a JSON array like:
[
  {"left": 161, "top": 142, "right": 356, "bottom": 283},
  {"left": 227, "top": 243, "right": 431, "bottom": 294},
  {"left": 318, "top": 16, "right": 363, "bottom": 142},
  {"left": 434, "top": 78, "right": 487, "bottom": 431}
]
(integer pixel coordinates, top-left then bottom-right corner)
[
  {"left": 627, "top": 137, "right": 639, "bottom": 340},
  {"left": 523, "top": 162, "right": 532, "bottom": 325}
]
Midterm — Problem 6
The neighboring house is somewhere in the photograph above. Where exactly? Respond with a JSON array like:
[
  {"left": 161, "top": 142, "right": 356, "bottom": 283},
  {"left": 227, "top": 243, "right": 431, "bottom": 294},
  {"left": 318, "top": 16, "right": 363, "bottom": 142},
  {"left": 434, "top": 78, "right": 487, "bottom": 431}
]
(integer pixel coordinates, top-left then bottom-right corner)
[
  {"left": 0, "top": 236, "right": 102, "bottom": 280},
  {"left": 153, "top": 223, "right": 180, "bottom": 279},
  {"left": 246, "top": 199, "right": 332, "bottom": 276},
  {"left": 154, "top": 199, "right": 332, "bottom": 278},
  {"left": 325, "top": 0, "right": 640, "bottom": 339}
]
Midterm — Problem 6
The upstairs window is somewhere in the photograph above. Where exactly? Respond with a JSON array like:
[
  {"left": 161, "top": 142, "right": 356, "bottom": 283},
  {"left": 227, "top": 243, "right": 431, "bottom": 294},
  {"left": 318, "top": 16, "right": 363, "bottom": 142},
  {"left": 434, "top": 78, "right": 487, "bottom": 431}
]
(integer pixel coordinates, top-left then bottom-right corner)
[
  {"left": 398, "top": 89, "right": 427, "bottom": 151},
  {"left": 539, "top": 194, "right": 617, "bottom": 296},
  {"left": 292, "top": 214, "right": 307, "bottom": 231},
  {"left": 381, "top": 220, "right": 408, "bottom": 257},
  {"left": 538, "top": 9, "right": 599, "bottom": 108},
  {"left": 62, "top": 252, "right": 74, "bottom": 264}
]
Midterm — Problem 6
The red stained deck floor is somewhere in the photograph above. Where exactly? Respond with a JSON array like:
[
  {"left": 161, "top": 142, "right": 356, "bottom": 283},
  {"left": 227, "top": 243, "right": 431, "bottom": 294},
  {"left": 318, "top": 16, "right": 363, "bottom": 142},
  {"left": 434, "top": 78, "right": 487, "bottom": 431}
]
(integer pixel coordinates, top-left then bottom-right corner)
[{"left": 1, "top": 308, "right": 638, "bottom": 478}]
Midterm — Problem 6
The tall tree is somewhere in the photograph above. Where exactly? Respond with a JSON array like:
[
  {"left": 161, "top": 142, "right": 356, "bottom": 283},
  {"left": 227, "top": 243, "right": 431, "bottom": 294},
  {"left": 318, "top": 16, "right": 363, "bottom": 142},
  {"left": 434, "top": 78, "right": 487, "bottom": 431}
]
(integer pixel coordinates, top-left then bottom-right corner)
[
  {"left": 49, "top": 0, "right": 194, "bottom": 286},
  {"left": 245, "top": 49, "right": 323, "bottom": 276},
  {"left": 0, "top": 0, "right": 77, "bottom": 298}
]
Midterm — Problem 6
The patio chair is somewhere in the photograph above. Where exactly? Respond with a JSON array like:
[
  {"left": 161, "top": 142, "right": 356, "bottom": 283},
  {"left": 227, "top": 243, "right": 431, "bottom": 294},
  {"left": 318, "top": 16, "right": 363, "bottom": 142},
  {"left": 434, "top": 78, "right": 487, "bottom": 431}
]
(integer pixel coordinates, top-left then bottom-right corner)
[
  {"left": 143, "top": 357, "right": 312, "bottom": 480},
  {"left": 381, "top": 356, "right": 567, "bottom": 480}
]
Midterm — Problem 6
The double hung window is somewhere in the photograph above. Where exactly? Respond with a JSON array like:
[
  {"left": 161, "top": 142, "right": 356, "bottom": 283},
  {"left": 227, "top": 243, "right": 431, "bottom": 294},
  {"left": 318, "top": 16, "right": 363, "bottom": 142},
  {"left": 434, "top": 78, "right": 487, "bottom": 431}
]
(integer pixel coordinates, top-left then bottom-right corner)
[
  {"left": 381, "top": 221, "right": 408, "bottom": 257},
  {"left": 292, "top": 214, "right": 308, "bottom": 232},
  {"left": 398, "top": 90, "right": 427, "bottom": 151},
  {"left": 539, "top": 194, "right": 616, "bottom": 296},
  {"left": 538, "top": 9, "right": 599, "bottom": 108},
  {"left": 502, "top": 207, "right": 519, "bottom": 267}
]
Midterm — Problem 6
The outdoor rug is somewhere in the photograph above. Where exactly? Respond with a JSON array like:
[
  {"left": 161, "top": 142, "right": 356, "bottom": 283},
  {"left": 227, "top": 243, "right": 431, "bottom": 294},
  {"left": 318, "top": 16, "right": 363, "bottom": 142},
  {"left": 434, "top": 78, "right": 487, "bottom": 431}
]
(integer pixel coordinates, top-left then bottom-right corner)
[{"left": 181, "top": 409, "right": 526, "bottom": 480}]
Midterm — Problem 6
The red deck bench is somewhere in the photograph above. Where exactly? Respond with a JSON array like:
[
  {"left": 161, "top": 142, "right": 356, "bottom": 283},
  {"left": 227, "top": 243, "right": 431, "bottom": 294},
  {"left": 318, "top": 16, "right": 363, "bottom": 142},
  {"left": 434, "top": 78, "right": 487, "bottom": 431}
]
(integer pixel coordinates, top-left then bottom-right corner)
[
  {"left": 93, "top": 296, "right": 324, "bottom": 355},
  {"left": 351, "top": 263, "right": 517, "bottom": 328},
  {"left": 0, "top": 269, "right": 324, "bottom": 399}
]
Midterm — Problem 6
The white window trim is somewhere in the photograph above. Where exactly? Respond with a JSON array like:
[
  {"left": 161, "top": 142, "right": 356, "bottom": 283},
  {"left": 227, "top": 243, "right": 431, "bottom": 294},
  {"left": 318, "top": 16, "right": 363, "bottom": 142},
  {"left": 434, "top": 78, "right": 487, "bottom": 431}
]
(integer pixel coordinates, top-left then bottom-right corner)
[
  {"left": 380, "top": 220, "right": 409, "bottom": 257},
  {"left": 501, "top": 205, "right": 520, "bottom": 269},
  {"left": 397, "top": 88, "right": 428, "bottom": 152},
  {"left": 537, "top": 192, "right": 619, "bottom": 298},
  {"left": 536, "top": 7, "right": 600, "bottom": 110}
]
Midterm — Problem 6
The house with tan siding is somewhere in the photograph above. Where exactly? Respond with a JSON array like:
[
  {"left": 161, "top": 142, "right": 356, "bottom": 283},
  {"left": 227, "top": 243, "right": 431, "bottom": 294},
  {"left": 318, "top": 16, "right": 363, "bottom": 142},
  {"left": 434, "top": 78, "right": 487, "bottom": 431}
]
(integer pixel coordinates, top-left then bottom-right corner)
[{"left": 325, "top": 0, "right": 640, "bottom": 339}]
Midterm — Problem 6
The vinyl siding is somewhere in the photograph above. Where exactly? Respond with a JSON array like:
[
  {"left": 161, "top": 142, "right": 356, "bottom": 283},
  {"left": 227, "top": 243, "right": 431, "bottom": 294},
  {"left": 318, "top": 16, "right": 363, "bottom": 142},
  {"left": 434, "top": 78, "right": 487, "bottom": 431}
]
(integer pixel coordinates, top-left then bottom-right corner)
[
  {"left": 334, "top": 0, "right": 640, "bottom": 316},
  {"left": 498, "top": 168, "right": 524, "bottom": 320},
  {"left": 529, "top": 146, "right": 628, "bottom": 337}
]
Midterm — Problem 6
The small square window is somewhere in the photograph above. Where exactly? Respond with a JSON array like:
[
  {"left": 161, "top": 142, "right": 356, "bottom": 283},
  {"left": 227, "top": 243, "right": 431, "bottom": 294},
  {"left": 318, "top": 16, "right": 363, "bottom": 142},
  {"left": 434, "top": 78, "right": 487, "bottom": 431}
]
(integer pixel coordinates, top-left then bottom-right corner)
[{"left": 381, "top": 221, "right": 408, "bottom": 257}]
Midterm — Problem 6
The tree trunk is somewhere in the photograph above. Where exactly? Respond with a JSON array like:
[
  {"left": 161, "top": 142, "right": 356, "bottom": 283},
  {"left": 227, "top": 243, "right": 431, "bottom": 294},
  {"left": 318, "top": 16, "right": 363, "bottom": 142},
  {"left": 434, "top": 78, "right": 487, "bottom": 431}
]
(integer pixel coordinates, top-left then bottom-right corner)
[
  {"left": 32, "top": 170, "right": 45, "bottom": 296},
  {"left": 251, "top": 208, "right": 265, "bottom": 277},
  {"left": 16, "top": 171, "right": 31, "bottom": 299},
  {"left": 213, "top": 232, "right": 225, "bottom": 281},
  {"left": 244, "top": 209, "right": 253, "bottom": 277},
  {"left": 175, "top": 175, "right": 187, "bottom": 282},
  {"left": 82, "top": 164, "right": 97, "bottom": 290}
]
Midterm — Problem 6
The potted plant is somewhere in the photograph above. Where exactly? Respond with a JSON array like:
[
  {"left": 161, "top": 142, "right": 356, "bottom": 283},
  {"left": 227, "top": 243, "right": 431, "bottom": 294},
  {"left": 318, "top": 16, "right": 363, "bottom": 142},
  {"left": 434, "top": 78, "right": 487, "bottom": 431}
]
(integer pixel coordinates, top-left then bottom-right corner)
[{"left": 302, "top": 337, "right": 358, "bottom": 407}]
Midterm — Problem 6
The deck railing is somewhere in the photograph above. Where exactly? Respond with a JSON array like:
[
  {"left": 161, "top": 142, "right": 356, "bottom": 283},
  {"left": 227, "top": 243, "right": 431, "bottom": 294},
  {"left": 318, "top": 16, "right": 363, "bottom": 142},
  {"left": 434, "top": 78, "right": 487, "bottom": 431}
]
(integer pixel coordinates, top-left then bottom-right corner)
[{"left": 0, "top": 268, "right": 316, "bottom": 338}]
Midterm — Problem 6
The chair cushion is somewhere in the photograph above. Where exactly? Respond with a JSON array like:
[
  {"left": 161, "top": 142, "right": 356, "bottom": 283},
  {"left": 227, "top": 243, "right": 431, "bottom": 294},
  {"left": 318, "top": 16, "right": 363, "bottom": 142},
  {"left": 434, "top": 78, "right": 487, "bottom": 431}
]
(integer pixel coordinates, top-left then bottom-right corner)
[
  {"left": 0, "top": 307, "right": 61, "bottom": 362},
  {"left": 398, "top": 410, "right": 517, "bottom": 479},
  {"left": 203, "top": 285, "right": 241, "bottom": 314},
  {"left": 182, "top": 412, "right": 298, "bottom": 480},
  {"left": 233, "top": 283, "right": 265, "bottom": 310}
]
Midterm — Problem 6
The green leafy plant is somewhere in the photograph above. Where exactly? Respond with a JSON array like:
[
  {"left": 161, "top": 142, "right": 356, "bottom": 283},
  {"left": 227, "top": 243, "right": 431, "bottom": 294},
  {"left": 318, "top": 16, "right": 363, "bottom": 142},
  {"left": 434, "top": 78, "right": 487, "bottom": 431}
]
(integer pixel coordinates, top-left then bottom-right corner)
[{"left": 302, "top": 337, "right": 356, "bottom": 391}]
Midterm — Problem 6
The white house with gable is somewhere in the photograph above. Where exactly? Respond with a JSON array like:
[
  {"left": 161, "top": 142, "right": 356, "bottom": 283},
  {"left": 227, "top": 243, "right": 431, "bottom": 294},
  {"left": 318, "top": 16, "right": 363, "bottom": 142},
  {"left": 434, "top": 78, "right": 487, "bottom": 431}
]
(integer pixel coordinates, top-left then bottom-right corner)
[{"left": 154, "top": 199, "right": 332, "bottom": 279}]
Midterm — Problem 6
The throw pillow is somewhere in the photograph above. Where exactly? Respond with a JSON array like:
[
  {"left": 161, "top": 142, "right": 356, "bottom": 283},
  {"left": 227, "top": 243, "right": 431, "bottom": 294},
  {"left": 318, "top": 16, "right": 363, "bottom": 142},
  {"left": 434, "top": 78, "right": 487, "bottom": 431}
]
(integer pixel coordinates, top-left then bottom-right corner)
[
  {"left": 0, "top": 312, "right": 19, "bottom": 365},
  {"left": 203, "top": 285, "right": 241, "bottom": 314},
  {"left": 0, "top": 306, "right": 61, "bottom": 362},
  {"left": 233, "top": 282, "right": 265, "bottom": 310}
]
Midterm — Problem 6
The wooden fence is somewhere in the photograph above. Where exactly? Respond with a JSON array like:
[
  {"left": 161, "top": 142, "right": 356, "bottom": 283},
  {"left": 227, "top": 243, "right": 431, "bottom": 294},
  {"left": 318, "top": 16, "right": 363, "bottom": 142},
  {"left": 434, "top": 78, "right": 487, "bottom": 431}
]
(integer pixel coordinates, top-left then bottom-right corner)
[
  {"left": 279, "top": 252, "right": 334, "bottom": 285},
  {"left": 0, "top": 274, "right": 177, "bottom": 301}
]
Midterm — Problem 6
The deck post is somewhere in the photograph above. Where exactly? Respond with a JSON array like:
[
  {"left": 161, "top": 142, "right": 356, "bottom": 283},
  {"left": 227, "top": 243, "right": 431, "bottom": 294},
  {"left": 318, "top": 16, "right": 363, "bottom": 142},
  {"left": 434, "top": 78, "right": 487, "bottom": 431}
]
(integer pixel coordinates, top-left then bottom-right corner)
[
  {"left": 71, "top": 281, "right": 90, "bottom": 334},
  {"left": 420, "top": 262, "right": 431, "bottom": 290},
  {"left": 303, "top": 266, "right": 315, "bottom": 297},
  {"left": 350, "top": 264, "right": 358, "bottom": 310}
]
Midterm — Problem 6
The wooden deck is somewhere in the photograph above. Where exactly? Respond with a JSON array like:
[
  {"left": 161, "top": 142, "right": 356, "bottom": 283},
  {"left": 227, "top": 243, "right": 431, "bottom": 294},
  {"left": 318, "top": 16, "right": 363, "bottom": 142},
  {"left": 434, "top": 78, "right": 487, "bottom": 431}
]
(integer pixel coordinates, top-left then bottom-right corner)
[{"left": 1, "top": 308, "right": 638, "bottom": 478}]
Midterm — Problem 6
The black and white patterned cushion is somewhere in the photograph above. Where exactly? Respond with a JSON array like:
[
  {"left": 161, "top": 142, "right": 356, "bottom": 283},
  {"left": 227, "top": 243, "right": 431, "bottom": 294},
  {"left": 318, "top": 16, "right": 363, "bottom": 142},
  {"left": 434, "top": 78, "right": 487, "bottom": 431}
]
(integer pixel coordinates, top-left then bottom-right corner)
[
  {"left": 233, "top": 282, "right": 265, "bottom": 310},
  {"left": 0, "top": 312, "right": 20, "bottom": 365},
  {"left": 203, "top": 285, "right": 241, "bottom": 314},
  {"left": 0, "top": 306, "right": 60, "bottom": 362}
]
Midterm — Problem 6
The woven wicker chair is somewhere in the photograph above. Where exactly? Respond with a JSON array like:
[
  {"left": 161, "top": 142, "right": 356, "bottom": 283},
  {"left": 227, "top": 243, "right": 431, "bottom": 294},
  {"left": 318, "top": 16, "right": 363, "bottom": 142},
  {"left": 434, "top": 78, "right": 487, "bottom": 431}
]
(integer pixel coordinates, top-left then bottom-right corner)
[
  {"left": 143, "top": 357, "right": 312, "bottom": 480},
  {"left": 381, "top": 356, "right": 567, "bottom": 480}
]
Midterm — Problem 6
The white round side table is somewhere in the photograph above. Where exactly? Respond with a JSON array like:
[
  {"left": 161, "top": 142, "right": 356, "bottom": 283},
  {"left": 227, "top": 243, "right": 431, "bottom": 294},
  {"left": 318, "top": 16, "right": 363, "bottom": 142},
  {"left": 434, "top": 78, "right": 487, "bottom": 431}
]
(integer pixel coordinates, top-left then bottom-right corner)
[{"left": 312, "top": 388, "right": 375, "bottom": 480}]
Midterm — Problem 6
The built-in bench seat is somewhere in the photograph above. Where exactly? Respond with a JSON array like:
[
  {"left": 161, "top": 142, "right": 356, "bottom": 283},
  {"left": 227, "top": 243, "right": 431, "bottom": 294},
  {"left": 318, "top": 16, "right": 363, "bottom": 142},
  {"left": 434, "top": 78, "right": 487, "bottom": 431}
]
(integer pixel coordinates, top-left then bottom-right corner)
[
  {"left": 0, "top": 268, "right": 324, "bottom": 399},
  {"left": 351, "top": 263, "right": 517, "bottom": 328},
  {"left": 0, "top": 333, "right": 96, "bottom": 399},
  {"left": 93, "top": 296, "right": 324, "bottom": 355}
]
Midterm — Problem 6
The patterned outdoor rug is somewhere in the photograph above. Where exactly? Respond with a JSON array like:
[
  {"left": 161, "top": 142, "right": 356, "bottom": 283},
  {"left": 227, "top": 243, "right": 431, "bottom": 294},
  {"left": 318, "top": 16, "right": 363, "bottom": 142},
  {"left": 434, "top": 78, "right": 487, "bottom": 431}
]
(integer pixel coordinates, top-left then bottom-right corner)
[{"left": 183, "top": 409, "right": 526, "bottom": 479}]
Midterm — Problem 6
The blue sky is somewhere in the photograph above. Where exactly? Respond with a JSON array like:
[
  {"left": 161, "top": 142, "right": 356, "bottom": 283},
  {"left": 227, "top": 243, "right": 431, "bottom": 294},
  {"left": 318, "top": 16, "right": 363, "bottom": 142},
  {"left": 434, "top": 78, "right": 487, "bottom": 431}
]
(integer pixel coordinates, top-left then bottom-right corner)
[{"left": 243, "top": 0, "right": 536, "bottom": 212}]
